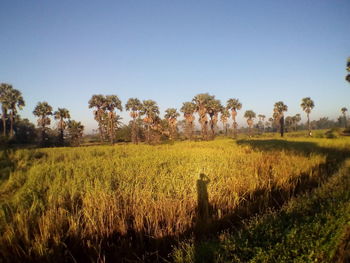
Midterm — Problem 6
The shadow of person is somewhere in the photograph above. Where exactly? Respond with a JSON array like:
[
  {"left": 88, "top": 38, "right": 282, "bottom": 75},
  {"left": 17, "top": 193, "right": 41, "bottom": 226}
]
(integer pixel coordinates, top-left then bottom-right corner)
[{"left": 194, "top": 173, "right": 215, "bottom": 262}]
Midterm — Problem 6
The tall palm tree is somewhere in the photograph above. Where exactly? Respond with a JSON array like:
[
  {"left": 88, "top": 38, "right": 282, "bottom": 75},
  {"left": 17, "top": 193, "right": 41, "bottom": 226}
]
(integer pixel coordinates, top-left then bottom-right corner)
[
  {"left": 103, "top": 95, "right": 123, "bottom": 144},
  {"left": 88, "top": 94, "right": 106, "bottom": 142},
  {"left": 207, "top": 99, "right": 222, "bottom": 139},
  {"left": 192, "top": 93, "right": 215, "bottom": 140},
  {"left": 0, "top": 83, "right": 12, "bottom": 136},
  {"left": 341, "top": 107, "right": 348, "bottom": 128},
  {"left": 33, "top": 102, "right": 53, "bottom": 143},
  {"left": 227, "top": 98, "right": 242, "bottom": 138},
  {"left": 54, "top": 108, "right": 70, "bottom": 145},
  {"left": 300, "top": 97, "right": 315, "bottom": 136},
  {"left": 125, "top": 98, "right": 143, "bottom": 144},
  {"left": 220, "top": 108, "right": 230, "bottom": 136},
  {"left": 140, "top": 100, "right": 160, "bottom": 143},
  {"left": 274, "top": 101, "right": 288, "bottom": 137},
  {"left": 180, "top": 102, "right": 196, "bottom": 140},
  {"left": 7, "top": 88, "right": 25, "bottom": 138},
  {"left": 244, "top": 110, "right": 256, "bottom": 137},
  {"left": 164, "top": 108, "right": 180, "bottom": 140},
  {"left": 67, "top": 120, "right": 84, "bottom": 146}
]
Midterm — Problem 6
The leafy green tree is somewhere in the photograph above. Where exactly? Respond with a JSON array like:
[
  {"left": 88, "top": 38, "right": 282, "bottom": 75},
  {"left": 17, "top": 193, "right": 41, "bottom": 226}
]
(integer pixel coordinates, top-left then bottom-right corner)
[
  {"left": 125, "top": 98, "right": 143, "bottom": 144},
  {"left": 180, "top": 102, "right": 196, "bottom": 140},
  {"left": 7, "top": 87, "right": 25, "bottom": 138},
  {"left": 341, "top": 107, "right": 348, "bottom": 128},
  {"left": 258, "top": 114, "right": 266, "bottom": 132},
  {"left": 33, "top": 102, "right": 53, "bottom": 144},
  {"left": 140, "top": 100, "right": 160, "bottom": 143},
  {"left": 274, "top": 101, "right": 288, "bottom": 137},
  {"left": 207, "top": 99, "right": 222, "bottom": 139},
  {"left": 292, "top": 113, "right": 301, "bottom": 131},
  {"left": 193, "top": 93, "right": 215, "bottom": 140},
  {"left": 244, "top": 110, "right": 256, "bottom": 136},
  {"left": 220, "top": 108, "right": 230, "bottom": 136},
  {"left": 227, "top": 98, "right": 242, "bottom": 138},
  {"left": 88, "top": 94, "right": 106, "bottom": 142},
  {"left": 300, "top": 97, "right": 315, "bottom": 136},
  {"left": 67, "top": 120, "right": 84, "bottom": 146},
  {"left": 164, "top": 108, "right": 180, "bottom": 140},
  {"left": 54, "top": 108, "right": 70, "bottom": 145}
]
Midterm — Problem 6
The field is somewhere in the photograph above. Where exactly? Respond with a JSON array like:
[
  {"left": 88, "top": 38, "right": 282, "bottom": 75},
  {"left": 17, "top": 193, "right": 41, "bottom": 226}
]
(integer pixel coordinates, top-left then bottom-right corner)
[{"left": 1, "top": 133, "right": 350, "bottom": 262}]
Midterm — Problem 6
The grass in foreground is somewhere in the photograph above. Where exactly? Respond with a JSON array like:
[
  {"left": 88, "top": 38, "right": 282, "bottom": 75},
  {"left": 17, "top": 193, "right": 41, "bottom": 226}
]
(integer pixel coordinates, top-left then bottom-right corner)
[{"left": 0, "top": 136, "right": 349, "bottom": 262}]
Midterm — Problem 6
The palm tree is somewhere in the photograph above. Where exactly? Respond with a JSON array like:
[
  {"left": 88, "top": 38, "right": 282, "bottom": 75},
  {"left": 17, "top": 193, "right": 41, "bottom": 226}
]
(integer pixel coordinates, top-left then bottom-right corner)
[
  {"left": 292, "top": 114, "right": 301, "bottom": 131},
  {"left": 0, "top": 83, "right": 12, "bottom": 136},
  {"left": 227, "top": 98, "right": 242, "bottom": 138},
  {"left": 220, "top": 108, "right": 230, "bottom": 136},
  {"left": 346, "top": 57, "right": 350, "bottom": 83},
  {"left": 341, "top": 107, "right": 348, "bottom": 128},
  {"left": 103, "top": 95, "right": 123, "bottom": 144},
  {"left": 207, "top": 99, "right": 222, "bottom": 139},
  {"left": 274, "top": 101, "right": 288, "bottom": 137},
  {"left": 140, "top": 100, "right": 160, "bottom": 143},
  {"left": 33, "top": 102, "right": 53, "bottom": 144},
  {"left": 180, "top": 102, "right": 196, "bottom": 140},
  {"left": 258, "top": 114, "right": 266, "bottom": 132},
  {"left": 54, "top": 108, "right": 70, "bottom": 145},
  {"left": 7, "top": 88, "right": 25, "bottom": 138},
  {"left": 193, "top": 93, "right": 215, "bottom": 140},
  {"left": 300, "top": 97, "right": 315, "bottom": 136},
  {"left": 88, "top": 94, "right": 106, "bottom": 142},
  {"left": 67, "top": 120, "right": 84, "bottom": 146},
  {"left": 125, "top": 98, "right": 143, "bottom": 144},
  {"left": 244, "top": 110, "right": 256, "bottom": 137},
  {"left": 164, "top": 108, "right": 180, "bottom": 140}
]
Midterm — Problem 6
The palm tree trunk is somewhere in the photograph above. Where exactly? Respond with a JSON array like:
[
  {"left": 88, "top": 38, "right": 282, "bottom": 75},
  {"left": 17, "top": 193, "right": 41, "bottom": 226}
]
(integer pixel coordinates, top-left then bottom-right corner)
[
  {"left": 2, "top": 107, "right": 6, "bottom": 137},
  {"left": 232, "top": 117, "right": 237, "bottom": 139},
  {"left": 343, "top": 113, "right": 347, "bottom": 128},
  {"left": 279, "top": 116, "right": 284, "bottom": 137},
  {"left": 9, "top": 111, "right": 14, "bottom": 138},
  {"left": 307, "top": 113, "right": 311, "bottom": 136}
]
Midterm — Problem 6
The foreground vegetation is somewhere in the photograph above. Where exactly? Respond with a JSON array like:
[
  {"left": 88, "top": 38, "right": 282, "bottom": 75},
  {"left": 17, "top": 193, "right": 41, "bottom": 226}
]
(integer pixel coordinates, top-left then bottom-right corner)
[{"left": 0, "top": 134, "right": 349, "bottom": 262}]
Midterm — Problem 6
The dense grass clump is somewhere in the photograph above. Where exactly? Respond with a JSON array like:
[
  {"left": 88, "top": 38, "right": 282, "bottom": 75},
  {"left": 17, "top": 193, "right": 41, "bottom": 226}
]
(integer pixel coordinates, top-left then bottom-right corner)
[{"left": 0, "top": 136, "right": 349, "bottom": 262}]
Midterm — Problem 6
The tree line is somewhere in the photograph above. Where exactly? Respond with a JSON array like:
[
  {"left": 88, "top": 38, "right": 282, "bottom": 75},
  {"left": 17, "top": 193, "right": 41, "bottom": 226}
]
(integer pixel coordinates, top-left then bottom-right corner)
[{"left": 1, "top": 56, "right": 349, "bottom": 146}]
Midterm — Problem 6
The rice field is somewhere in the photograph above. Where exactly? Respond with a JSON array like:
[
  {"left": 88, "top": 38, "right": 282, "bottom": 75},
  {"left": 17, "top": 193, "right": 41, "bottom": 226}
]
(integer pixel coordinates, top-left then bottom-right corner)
[{"left": 1, "top": 135, "right": 350, "bottom": 262}]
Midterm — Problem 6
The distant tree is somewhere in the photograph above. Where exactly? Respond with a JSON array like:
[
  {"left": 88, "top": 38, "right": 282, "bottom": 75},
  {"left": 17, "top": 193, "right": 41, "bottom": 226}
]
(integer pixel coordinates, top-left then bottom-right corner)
[
  {"left": 7, "top": 87, "right": 25, "bottom": 138},
  {"left": 244, "top": 110, "right": 256, "bottom": 136},
  {"left": 220, "top": 108, "right": 230, "bottom": 135},
  {"left": 164, "top": 108, "right": 180, "bottom": 140},
  {"left": 346, "top": 57, "right": 350, "bottom": 83},
  {"left": 33, "top": 102, "right": 53, "bottom": 144},
  {"left": 140, "top": 100, "right": 160, "bottom": 143},
  {"left": 227, "top": 98, "right": 242, "bottom": 138},
  {"left": 274, "top": 101, "right": 288, "bottom": 137},
  {"left": 125, "top": 98, "right": 143, "bottom": 144},
  {"left": 341, "top": 107, "right": 348, "bottom": 128},
  {"left": 103, "top": 95, "right": 123, "bottom": 144},
  {"left": 193, "top": 93, "right": 215, "bottom": 140},
  {"left": 180, "top": 102, "right": 196, "bottom": 140},
  {"left": 54, "top": 108, "right": 70, "bottom": 145},
  {"left": 300, "top": 97, "right": 315, "bottom": 136},
  {"left": 0, "top": 83, "right": 12, "bottom": 137},
  {"left": 291, "top": 114, "right": 301, "bottom": 131},
  {"left": 258, "top": 114, "right": 266, "bottom": 132},
  {"left": 88, "top": 94, "right": 106, "bottom": 142},
  {"left": 14, "top": 117, "right": 36, "bottom": 144},
  {"left": 67, "top": 120, "right": 84, "bottom": 146},
  {"left": 207, "top": 99, "right": 222, "bottom": 139},
  {"left": 285, "top": 116, "right": 293, "bottom": 132}
]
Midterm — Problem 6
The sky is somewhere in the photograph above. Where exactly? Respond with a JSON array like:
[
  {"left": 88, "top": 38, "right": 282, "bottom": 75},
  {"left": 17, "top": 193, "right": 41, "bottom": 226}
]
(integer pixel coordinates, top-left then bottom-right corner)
[{"left": 1, "top": 0, "right": 349, "bottom": 133}]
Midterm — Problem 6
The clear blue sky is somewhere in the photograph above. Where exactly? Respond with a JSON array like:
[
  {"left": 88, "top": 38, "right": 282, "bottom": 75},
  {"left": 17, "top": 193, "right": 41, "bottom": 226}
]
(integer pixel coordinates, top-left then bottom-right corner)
[{"left": 1, "top": 0, "right": 349, "bottom": 132}]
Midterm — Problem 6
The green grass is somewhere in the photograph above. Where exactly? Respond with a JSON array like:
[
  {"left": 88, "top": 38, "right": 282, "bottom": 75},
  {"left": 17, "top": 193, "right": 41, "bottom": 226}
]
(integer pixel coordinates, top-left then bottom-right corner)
[{"left": 0, "top": 135, "right": 350, "bottom": 262}]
